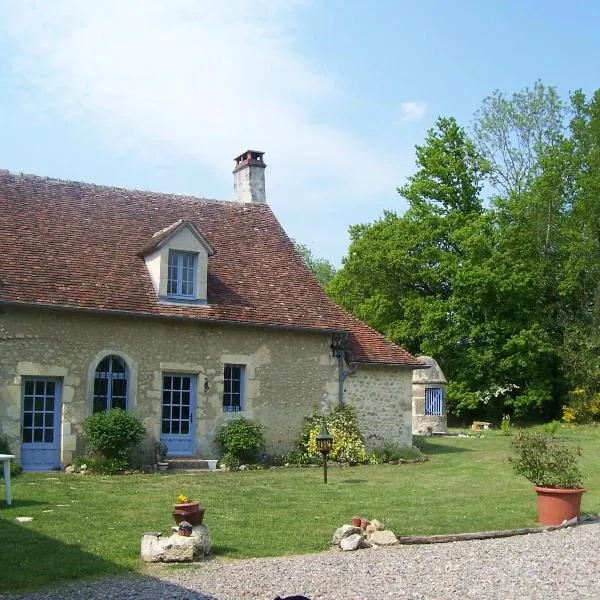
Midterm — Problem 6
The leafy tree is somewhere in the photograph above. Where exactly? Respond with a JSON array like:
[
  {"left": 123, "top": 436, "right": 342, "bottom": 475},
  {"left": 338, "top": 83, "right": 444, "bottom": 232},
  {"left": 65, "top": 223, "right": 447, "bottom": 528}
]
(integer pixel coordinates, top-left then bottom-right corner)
[
  {"left": 473, "top": 80, "right": 566, "bottom": 197},
  {"left": 293, "top": 241, "right": 337, "bottom": 287}
]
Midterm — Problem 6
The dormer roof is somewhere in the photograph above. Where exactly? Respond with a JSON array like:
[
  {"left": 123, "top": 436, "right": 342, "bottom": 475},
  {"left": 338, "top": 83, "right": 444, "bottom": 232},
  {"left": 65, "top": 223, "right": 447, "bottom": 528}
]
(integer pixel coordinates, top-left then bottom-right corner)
[{"left": 140, "top": 218, "right": 215, "bottom": 256}]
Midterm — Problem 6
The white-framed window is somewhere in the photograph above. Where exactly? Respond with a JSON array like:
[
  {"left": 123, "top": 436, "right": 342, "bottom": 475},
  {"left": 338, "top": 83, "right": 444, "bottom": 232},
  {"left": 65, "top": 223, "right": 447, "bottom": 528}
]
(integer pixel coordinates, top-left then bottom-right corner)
[
  {"left": 167, "top": 250, "right": 196, "bottom": 297},
  {"left": 223, "top": 364, "right": 245, "bottom": 412},
  {"left": 93, "top": 355, "right": 128, "bottom": 413},
  {"left": 425, "top": 386, "right": 444, "bottom": 416}
]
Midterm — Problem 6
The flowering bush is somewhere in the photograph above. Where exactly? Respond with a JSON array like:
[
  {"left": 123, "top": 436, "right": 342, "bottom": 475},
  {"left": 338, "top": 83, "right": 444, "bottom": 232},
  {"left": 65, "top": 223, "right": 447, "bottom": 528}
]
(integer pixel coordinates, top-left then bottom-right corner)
[
  {"left": 295, "top": 404, "right": 374, "bottom": 465},
  {"left": 562, "top": 388, "right": 600, "bottom": 423}
]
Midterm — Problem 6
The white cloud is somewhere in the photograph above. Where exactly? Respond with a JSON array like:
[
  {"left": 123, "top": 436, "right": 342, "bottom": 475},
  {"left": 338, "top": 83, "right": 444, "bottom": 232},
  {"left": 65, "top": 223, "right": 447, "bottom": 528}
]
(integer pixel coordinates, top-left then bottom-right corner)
[
  {"left": 2, "top": 0, "right": 401, "bottom": 202},
  {"left": 400, "top": 101, "right": 427, "bottom": 122}
]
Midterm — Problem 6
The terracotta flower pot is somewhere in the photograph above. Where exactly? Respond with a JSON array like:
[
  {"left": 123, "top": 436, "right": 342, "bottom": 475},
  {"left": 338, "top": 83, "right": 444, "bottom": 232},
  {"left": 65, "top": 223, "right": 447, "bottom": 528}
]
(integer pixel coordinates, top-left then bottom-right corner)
[
  {"left": 534, "top": 486, "right": 585, "bottom": 526},
  {"left": 351, "top": 515, "right": 362, "bottom": 527},
  {"left": 172, "top": 501, "right": 205, "bottom": 526}
]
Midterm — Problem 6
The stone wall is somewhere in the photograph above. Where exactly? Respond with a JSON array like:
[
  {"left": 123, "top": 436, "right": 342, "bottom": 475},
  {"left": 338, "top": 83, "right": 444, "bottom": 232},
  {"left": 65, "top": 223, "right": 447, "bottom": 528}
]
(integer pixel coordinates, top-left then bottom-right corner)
[
  {"left": 0, "top": 306, "right": 415, "bottom": 467},
  {"left": 344, "top": 365, "right": 413, "bottom": 449}
]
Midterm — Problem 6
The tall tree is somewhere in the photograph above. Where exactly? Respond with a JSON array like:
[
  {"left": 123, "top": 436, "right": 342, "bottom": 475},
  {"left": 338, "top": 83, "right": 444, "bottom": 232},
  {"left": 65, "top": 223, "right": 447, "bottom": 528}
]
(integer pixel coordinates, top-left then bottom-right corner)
[
  {"left": 473, "top": 81, "right": 566, "bottom": 197},
  {"left": 558, "top": 90, "right": 600, "bottom": 394}
]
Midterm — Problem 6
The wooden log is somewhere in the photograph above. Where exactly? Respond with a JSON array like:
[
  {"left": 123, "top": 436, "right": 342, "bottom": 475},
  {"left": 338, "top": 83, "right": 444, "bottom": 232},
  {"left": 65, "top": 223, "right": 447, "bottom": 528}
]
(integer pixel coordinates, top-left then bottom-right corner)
[{"left": 397, "top": 524, "right": 568, "bottom": 545}]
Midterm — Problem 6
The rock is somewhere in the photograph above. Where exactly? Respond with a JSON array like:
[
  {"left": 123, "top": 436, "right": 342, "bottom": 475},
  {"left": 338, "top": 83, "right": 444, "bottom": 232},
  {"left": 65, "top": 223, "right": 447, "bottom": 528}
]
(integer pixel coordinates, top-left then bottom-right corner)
[
  {"left": 332, "top": 525, "right": 363, "bottom": 545},
  {"left": 64, "top": 465, "right": 75, "bottom": 474},
  {"left": 141, "top": 525, "right": 211, "bottom": 562},
  {"left": 366, "top": 519, "right": 384, "bottom": 534},
  {"left": 189, "top": 524, "right": 212, "bottom": 558},
  {"left": 368, "top": 530, "right": 397, "bottom": 546},
  {"left": 340, "top": 533, "right": 364, "bottom": 551}
]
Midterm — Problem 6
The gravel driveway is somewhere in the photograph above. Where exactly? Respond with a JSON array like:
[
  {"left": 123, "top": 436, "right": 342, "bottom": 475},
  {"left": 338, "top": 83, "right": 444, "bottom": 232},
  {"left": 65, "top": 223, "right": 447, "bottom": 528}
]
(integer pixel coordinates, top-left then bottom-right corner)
[{"left": 7, "top": 523, "right": 600, "bottom": 600}]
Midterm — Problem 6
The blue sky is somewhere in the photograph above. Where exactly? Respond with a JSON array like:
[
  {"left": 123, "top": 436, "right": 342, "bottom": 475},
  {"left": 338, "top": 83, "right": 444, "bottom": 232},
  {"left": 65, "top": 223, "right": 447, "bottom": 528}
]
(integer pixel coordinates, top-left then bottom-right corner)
[{"left": 0, "top": 1, "right": 598, "bottom": 265}]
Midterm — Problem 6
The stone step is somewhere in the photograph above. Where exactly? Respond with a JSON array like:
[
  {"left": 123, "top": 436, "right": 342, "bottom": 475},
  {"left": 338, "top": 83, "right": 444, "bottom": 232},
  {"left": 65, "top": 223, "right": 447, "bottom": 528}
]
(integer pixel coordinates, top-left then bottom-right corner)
[{"left": 167, "top": 458, "right": 219, "bottom": 471}]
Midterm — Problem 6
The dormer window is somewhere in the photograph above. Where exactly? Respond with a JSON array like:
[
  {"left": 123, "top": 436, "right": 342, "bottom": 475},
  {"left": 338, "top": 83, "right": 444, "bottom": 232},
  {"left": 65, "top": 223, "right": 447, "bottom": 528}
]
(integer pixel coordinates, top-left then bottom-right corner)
[
  {"left": 140, "top": 218, "right": 214, "bottom": 306},
  {"left": 167, "top": 250, "right": 196, "bottom": 297}
]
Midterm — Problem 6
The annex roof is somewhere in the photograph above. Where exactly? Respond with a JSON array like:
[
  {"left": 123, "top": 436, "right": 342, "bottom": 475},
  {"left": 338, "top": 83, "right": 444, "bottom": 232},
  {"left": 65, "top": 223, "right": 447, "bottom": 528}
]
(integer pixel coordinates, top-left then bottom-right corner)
[{"left": 0, "top": 169, "right": 421, "bottom": 367}]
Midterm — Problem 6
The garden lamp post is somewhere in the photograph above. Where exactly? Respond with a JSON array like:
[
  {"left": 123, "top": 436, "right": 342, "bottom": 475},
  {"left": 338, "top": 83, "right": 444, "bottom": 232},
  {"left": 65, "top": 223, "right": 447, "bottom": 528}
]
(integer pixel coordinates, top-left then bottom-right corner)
[{"left": 316, "top": 420, "right": 333, "bottom": 484}]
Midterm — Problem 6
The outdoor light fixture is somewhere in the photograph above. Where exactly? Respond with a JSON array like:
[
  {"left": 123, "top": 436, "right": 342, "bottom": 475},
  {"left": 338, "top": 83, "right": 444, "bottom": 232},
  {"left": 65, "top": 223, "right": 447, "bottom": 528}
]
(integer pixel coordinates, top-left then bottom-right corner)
[
  {"left": 316, "top": 420, "right": 333, "bottom": 484},
  {"left": 330, "top": 333, "right": 344, "bottom": 358}
]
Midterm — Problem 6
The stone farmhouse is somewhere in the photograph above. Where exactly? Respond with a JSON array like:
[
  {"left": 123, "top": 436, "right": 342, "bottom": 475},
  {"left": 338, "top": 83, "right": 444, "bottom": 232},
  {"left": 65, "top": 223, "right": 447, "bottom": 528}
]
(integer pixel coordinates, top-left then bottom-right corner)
[{"left": 0, "top": 151, "right": 422, "bottom": 470}]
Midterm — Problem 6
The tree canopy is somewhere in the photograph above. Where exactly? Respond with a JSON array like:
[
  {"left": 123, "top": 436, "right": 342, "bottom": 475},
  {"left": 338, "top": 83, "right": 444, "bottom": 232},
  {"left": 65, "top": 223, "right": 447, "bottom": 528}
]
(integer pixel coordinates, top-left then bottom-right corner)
[{"left": 328, "top": 84, "right": 600, "bottom": 424}]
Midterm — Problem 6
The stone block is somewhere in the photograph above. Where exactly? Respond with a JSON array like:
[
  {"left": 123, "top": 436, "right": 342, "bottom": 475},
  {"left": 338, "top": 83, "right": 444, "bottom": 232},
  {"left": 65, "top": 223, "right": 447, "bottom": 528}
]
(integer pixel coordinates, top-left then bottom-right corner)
[
  {"left": 340, "top": 533, "right": 364, "bottom": 551},
  {"left": 368, "top": 530, "right": 397, "bottom": 546},
  {"left": 332, "top": 524, "right": 363, "bottom": 545},
  {"left": 141, "top": 525, "right": 211, "bottom": 562}
]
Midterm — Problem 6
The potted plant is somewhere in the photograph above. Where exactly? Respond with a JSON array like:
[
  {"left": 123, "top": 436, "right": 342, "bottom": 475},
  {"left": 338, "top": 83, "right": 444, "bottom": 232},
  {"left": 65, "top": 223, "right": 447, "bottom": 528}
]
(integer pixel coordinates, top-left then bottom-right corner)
[
  {"left": 510, "top": 431, "right": 585, "bottom": 526},
  {"left": 173, "top": 493, "right": 205, "bottom": 526},
  {"left": 154, "top": 441, "right": 169, "bottom": 472}
]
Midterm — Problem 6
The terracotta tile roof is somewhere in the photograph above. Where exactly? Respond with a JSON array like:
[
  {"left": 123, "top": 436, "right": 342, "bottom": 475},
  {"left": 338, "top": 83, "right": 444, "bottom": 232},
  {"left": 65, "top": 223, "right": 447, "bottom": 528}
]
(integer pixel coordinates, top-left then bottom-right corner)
[{"left": 0, "top": 170, "right": 422, "bottom": 367}]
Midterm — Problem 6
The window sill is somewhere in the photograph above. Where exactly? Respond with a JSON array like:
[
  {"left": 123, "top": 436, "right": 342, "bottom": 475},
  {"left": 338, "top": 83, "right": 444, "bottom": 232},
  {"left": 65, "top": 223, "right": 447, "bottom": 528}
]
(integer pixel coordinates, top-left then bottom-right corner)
[{"left": 159, "top": 296, "right": 209, "bottom": 306}]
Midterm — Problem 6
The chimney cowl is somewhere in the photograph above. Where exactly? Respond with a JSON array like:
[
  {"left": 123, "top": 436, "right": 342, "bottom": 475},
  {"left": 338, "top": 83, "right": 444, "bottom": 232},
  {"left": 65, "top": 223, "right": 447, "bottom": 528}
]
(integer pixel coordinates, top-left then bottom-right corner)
[{"left": 233, "top": 150, "right": 267, "bottom": 204}]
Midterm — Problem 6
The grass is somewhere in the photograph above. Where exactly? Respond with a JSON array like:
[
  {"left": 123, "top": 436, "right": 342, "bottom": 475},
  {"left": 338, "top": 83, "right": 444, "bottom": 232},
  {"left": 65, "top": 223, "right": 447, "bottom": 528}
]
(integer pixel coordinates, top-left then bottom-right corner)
[{"left": 1, "top": 426, "right": 599, "bottom": 594}]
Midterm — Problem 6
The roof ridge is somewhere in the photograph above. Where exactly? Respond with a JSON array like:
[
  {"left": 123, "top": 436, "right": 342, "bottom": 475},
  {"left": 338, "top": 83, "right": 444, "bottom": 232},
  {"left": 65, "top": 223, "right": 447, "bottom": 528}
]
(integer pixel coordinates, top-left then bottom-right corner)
[{"left": 0, "top": 167, "right": 245, "bottom": 207}]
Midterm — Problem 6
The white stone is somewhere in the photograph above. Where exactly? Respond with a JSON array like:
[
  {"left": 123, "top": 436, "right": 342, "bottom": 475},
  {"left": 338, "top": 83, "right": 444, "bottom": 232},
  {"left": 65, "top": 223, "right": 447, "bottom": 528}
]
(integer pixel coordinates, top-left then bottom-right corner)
[
  {"left": 368, "top": 530, "right": 397, "bottom": 546},
  {"left": 141, "top": 525, "right": 211, "bottom": 563},
  {"left": 332, "top": 525, "right": 363, "bottom": 545},
  {"left": 15, "top": 516, "right": 33, "bottom": 522},
  {"left": 340, "top": 533, "right": 364, "bottom": 551}
]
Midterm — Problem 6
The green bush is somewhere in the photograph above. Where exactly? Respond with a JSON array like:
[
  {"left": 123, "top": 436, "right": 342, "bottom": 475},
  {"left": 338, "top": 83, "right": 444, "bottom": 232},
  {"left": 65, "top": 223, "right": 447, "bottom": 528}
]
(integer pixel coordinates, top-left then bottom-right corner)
[
  {"left": 83, "top": 408, "right": 146, "bottom": 462},
  {"left": 294, "top": 404, "right": 373, "bottom": 466},
  {"left": 510, "top": 431, "right": 584, "bottom": 489},
  {"left": 218, "top": 451, "right": 241, "bottom": 470},
  {"left": 74, "top": 456, "right": 129, "bottom": 475},
  {"left": 0, "top": 436, "right": 23, "bottom": 477},
  {"left": 500, "top": 414, "right": 512, "bottom": 436},
  {"left": 215, "top": 417, "right": 265, "bottom": 464},
  {"left": 542, "top": 420, "right": 561, "bottom": 435}
]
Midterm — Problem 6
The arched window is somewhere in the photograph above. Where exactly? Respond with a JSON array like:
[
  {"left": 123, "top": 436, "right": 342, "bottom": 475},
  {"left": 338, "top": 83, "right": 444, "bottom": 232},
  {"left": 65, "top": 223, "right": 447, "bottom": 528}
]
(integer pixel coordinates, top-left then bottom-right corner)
[{"left": 93, "top": 355, "right": 128, "bottom": 413}]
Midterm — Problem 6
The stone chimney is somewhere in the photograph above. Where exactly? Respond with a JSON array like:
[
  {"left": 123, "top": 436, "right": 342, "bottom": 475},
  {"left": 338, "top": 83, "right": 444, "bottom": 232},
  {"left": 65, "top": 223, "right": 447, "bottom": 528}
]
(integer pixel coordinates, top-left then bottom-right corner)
[{"left": 233, "top": 150, "right": 266, "bottom": 204}]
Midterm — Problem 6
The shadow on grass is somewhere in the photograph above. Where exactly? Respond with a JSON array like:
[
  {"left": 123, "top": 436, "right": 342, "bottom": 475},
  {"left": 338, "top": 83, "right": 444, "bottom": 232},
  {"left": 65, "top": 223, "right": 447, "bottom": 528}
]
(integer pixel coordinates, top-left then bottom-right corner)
[
  {"left": 419, "top": 441, "right": 476, "bottom": 455},
  {"left": 338, "top": 479, "right": 368, "bottom": 484},
  {"left": 0, "top": 518, "right": 217, "bottom": 598},
  {"left": 0, "top": 499, "right": 53, "bottom": 509}
]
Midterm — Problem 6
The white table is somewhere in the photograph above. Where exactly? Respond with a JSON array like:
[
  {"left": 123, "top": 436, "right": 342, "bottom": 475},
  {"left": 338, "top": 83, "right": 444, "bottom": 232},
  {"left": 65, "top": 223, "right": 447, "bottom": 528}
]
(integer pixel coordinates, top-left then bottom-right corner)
[{"left": 0, "top": 454, "right": 15, "bottom": 506}]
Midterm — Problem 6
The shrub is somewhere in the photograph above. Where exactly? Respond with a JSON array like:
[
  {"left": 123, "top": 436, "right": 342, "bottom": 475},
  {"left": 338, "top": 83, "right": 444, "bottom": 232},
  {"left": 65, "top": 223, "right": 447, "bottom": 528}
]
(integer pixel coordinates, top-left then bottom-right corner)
[
  {"left": 500, "top": 414, "right": 512, "bottom": 436},
  {"left": 80, "top": 457, "right": 129, "bottom": 475},
  {"left": 509, "top": 431, "right": 584, "bottom": 489},
  {"left": 542, "top": 420, "right": 561, "bottom": 435},
  {"left": 154, "top": 441, "right": 168, "bottom": 462},
  {"left": 295, "top": 404, "right": 373, "bottom": 466},
  {"left": 412, "top": 435, "right": 426, "bottom": 451},
  {"left": 83, "top": 408, "right": 146, "bottom": 462},
  {"left": 0, "top": 436, "right": 23, "bottom": 477},
  {"left": 561, "top": 388, "right": 600, "bottom": 423},
  {"left": 215, "top": 417, "right": 265, "bottom": 464},
  {"left": 218, "top": 451, "right": 241, "bottom": 470}
]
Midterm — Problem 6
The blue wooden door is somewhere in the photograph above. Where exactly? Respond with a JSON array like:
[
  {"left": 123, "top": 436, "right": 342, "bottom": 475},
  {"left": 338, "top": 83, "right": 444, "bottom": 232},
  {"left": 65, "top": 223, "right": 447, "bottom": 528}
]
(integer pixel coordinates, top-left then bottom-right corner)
[
  {"left": 160, "top": 375, "right": 196, "bottom": 456},
  {"left": 21, "top": 378, "right": 62, "bottom": 471}
]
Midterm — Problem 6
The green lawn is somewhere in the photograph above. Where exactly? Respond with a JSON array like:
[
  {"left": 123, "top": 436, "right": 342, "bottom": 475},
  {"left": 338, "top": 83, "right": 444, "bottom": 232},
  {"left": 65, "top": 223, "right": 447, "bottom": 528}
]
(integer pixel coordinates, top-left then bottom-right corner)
[{"left": 1, "top": 427, "right": 599, "bottom": 594}]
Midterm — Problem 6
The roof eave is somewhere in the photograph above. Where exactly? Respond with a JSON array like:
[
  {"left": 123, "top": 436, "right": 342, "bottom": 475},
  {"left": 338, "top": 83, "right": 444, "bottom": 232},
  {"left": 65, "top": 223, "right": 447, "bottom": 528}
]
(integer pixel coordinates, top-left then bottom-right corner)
[{"left": 0, "top": 300, "right": 345, "bottom": 335}]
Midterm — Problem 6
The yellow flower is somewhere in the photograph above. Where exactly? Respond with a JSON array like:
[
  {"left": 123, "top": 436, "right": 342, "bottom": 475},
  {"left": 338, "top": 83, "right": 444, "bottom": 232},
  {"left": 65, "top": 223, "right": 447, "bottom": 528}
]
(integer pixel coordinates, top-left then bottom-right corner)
[{"left": 176, "top": 494, "right": 191, "bottom": 504}]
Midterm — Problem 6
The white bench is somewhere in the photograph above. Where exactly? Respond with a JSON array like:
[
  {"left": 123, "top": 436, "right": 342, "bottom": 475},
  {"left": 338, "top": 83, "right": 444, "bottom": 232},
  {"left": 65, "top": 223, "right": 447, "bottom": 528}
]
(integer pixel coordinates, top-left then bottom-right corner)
[{"left": 0, "top": 454, "right": 15, "bottom": 506}]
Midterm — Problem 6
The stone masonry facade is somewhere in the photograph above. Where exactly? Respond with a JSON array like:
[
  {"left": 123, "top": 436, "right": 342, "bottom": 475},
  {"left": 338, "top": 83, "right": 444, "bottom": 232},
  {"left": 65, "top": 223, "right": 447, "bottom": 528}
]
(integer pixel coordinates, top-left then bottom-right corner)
[{"left": 0, "top": 307, "right": 413, "bottom": 466}]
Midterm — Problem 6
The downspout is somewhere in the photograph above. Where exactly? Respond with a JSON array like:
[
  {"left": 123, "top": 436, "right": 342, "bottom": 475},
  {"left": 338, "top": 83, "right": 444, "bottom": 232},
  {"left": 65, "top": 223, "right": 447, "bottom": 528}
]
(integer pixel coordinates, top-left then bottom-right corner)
[{"left": 331, "top": 333, "right": 358, "bottom": 409}]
